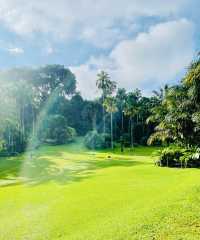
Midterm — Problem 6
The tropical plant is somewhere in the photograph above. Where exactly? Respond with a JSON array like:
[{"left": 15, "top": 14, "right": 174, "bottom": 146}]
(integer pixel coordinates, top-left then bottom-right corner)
[
  {"left": 103, "top": 96, "right": 118, "bottom": 149},
  {"left": 96, "top": 71, "right": 116, "bottom": 133},
  {"left": 124, "top": 90, "right": 141, "bottom": 148}
]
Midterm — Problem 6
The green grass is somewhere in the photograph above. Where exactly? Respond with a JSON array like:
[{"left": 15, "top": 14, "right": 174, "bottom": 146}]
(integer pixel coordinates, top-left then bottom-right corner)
[{"left": 1, "top": 139, "right": 200, "bottom": 239}]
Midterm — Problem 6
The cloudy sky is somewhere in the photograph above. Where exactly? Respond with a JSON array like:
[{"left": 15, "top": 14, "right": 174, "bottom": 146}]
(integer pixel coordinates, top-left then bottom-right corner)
[{"left": 0, "top": 0, "right": 199, "bottom": 98}]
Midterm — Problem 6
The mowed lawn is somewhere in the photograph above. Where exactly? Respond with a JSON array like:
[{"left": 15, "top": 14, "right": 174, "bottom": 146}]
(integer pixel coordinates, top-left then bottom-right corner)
[{"left": 1, "top": 140, "right": 200, "bottom": 240}]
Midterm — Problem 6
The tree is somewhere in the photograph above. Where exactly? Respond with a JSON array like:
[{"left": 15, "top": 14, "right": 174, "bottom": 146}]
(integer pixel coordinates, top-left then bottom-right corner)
[
  {"left": 81, "top": 100, "right": 102, "bottom": 131},
  {"left": 147, "top": 83, "right": 196, "bottom": 147},
  {"left": 124, "top": 90, "right": 141, "bottom": 148},
  {"left": 96, "top": 71, "right": 116, "bottom": 133},
  {"left": 116, "top": 88, "right": 127, "bottom": 151},
  {"left": 103, "top": 96, "right": 118, "bottom": 149},
  {"left": 116, "top": 88, "right": 126, "bottom": 134},
  {"left": 34, "top": 65, "right": 76, "bottom": 101}
]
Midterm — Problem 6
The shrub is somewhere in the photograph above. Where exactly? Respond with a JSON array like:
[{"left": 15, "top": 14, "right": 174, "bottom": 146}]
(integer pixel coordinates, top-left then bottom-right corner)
[
  {"left": 158, "top": 147, "right": 200, "bottom": 168},
  {"left": 66, "top": 127, "right": 77, "bottom": 143},
  {"left": 158, "top": 147, "right": 185, "bottom": 167},
  {"left": 84, "top": 131, "right": 111, "bottom": 149},
  {"left": 180, "top": 148, "right": 200, "bottom": 168}
]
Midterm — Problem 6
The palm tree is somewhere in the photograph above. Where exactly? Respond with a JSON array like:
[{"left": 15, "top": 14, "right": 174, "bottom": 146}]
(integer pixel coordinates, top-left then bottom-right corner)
[
  {"left": 124, "top": 90, "right": 141, "bottom": 148},
  {"left": 103, "top": 96, "right": 118, "bottom": 149},
  {"left": 96, "top": 71, "right": 116, "bottom": 133},
  {"left": 116, "top": 88, "right": 126, "bottom": 134},
  {"left": 116, "top": 88, "right": 127, "bottom": 152},
  {"left": 147, "top": 85, "right": 193, "bottom": 146}
]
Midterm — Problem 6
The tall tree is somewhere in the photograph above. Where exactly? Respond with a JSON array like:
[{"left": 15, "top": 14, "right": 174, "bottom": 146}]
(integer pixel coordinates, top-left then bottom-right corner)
[
  {"left": 124, "top": 90, "right": 141, "bottom": 148},
  {"left": 116, "top": 88, "right": 126, "bottom": 135},
  {"left": 103, "top": 96, "right": 118, "bottom": 149},
  {"left": 96, "top": 71, "right": 116, "bottom": 133}
]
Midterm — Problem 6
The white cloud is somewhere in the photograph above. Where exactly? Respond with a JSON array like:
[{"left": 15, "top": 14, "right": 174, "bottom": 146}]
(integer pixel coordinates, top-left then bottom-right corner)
[
  {"left": 71, "top": 19, "right": 195, "bottom": 99},
  {"left": 46, "top": 46, "right": 54, "bottom": 55},
  {"left": 7, "top": 47, "right": 24, "bottom": 55},
  {"left": 0, "top": 0, "right": 189, "bottom": 47},
  {"left": 70, "top": 64, "right": 100, "bottom": 99}
]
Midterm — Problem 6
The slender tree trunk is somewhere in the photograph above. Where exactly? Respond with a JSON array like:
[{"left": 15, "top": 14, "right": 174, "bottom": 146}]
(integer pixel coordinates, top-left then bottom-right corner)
[
  {"left": 20, "top": 105, "right": 25, "bottom": 146},
  {"left": 111, "top": 112, "right": 113, "bottom": 149},
  {"left": 32, "top": 105, "right": 35, "bottom": 136},
  {"left": 131, "top": 117, "right": 133, "bottom": 149},
  {"left": 121, "top": 110, "right": 124, "bottom": 133},
  {"left": 121, "top": 110, "right": 124, "bottom": 152},
  {"left": 103, "top": 94, "right": 106, "bottom": 134},
  {"left": 11, "top": 132, "right": 14, "bottom": 153},
  {"left": 92, "top": 113, "right": 96, "bottom": 131},
  {"left": 8, "top": 126, "right": 11, "bottom": 149}
]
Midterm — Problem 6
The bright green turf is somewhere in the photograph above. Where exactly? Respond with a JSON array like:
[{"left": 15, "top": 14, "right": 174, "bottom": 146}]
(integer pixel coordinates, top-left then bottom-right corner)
[{"left": 1, "top": 139, "right": 200, "bottom": 240}]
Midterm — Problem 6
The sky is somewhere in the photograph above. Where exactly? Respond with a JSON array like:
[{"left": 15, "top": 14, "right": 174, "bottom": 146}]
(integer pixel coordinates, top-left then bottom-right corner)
[{"left": 0, "top": 0, "right": 199, "bottom": 98}]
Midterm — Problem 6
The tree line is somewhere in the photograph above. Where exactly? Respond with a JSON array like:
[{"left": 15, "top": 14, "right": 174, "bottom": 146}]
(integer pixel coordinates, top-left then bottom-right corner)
[
  {"left": 1, "top": 55, "right": 199, "bottom": 158},
  {"left": 0, "top": 65, "right": 159, "bottom": 155}
]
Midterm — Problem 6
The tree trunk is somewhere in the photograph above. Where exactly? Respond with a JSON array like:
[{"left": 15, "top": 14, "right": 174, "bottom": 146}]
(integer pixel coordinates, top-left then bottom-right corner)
[
  {"left": 103, "top": 94, "right": 106, "bottom": 134},
  {"left": 32, "top": 104, "right": 35, "bottom": 136},
  {"left": 92, "top": 113, "right": 97, "bottom": 131},
  {"left": 8, "top": 126, "right": 11, "bottom": 149},
  {"left": 111, "top": 112, "right": 113, "bottom": 149},
  {"left": 131, "top": 117, "right": 133, "bottom": 149},
  {"left": 121, "top": 110, "right": 124, "bottom": 133},
  {"left": 121, "top": 110, "right": 124, "bottom": 153}
]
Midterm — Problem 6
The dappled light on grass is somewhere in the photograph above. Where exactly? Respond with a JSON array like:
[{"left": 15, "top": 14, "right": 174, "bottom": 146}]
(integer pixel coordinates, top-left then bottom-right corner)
[
  {"left": 0, "top": 137, "right": 159, "bottom": 187},
  {"left": 20, "top": 140, "right": 143, "bottom": 186},
  {"left": 1, "top": 143, "right": 200, "bottom": 239}
]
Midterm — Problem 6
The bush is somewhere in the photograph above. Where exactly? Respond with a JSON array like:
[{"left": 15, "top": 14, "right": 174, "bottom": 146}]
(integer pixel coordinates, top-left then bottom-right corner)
[
  {"left": 66, "top": 127, "right": 77, "bottom": 143},
  {"left": 39, "top": 115, "right": 76, "bottom": 145},
  {"left": 158, "top": 147, "right": 200, "bottom": 168},
  {"left": 158, "top": 147, "right": 184, "bottom": 167},
  {"left": 84, "top": 131, "right": 111, "bottom": 149},
  {"left": 180, "top": 148, "right": 200, "bottom": 168}
]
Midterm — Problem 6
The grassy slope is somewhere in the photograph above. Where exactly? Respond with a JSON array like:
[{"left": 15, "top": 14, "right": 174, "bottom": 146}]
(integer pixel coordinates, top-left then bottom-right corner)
[{"left": 0, "top": 139, "right": 200, "bottom": 239}]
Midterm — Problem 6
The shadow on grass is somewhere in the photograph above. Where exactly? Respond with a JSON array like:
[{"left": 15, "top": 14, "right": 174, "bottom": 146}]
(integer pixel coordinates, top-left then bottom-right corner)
[
  {"left": 0, "top": 138, "right": 155, "bottom": 187},
  {"left": 0, "top": 156, "right": 24, "bottom": 180},
  {"left": 0, "top": 152, "right": 143, "bottom": 186},
  {"left": 23, "top": 156, "right": 143, "bottom": 185},
  {"left": 103, "top": 146, "right": 162, "bottom": 157}
]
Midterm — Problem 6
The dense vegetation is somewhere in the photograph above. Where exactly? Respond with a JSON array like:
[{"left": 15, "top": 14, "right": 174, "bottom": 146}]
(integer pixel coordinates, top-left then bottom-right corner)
[
  {"left": 148, "top": 56, "right": 200, "bottom": 167},
  {"left": 1, "top": 52, "right": 200, "bottom": 240},
  {"left": 1, "top": 55, "right": 200, "bottom": 168},
  {"left": 0, "top": 65, "right": 157, "bottom": 156}
]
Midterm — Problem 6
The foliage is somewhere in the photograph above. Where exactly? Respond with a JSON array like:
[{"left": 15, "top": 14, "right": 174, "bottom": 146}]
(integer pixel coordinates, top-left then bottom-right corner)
[
  {"left": 0, "top": 65, "right": 77, "bottom": 154},
  {"left": 0, "top": 66, "right": 166, "bottom": 155},
  {"left": 84, "top": 130, "right": 110, "bottom": 149},
  {"left": 39, "top": 114, "right": 76, "bottom": 145},
  {"left": 158, "top": 146, "right": 200, "bottom": 168},
  {"left": 96, "top": 71, "right": 116, "bottom": 97},
  {"left": 148, "top": 57, "right": 200, "bottom": 147},
  {"left": 66, "top": 127, "right": 77, "bottom": 143}
]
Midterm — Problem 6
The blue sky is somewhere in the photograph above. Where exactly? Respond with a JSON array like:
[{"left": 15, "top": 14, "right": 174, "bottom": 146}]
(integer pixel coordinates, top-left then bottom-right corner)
[{"left": 0, "top": 0, "right": 199, "bottom": 98}]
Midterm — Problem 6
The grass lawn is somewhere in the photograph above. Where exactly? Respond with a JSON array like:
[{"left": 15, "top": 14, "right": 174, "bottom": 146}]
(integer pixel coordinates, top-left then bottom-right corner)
[{"left": 1, "top": 139, "right": 200, "bottom": 239}]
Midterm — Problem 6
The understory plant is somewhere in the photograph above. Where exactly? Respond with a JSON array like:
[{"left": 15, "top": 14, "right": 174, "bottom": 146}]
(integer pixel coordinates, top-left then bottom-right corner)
[{"left": 157, "top": 146, "right": 200, "bottom": 168}]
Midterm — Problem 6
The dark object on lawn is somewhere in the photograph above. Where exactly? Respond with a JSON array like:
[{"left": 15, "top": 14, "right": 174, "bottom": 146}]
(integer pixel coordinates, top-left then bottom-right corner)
[
  {"left": 107, "top": 155, "right": 112, "bottom": 159},
  {"left": 120, "top": 136, "right": 124, "bottom": 153}
]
